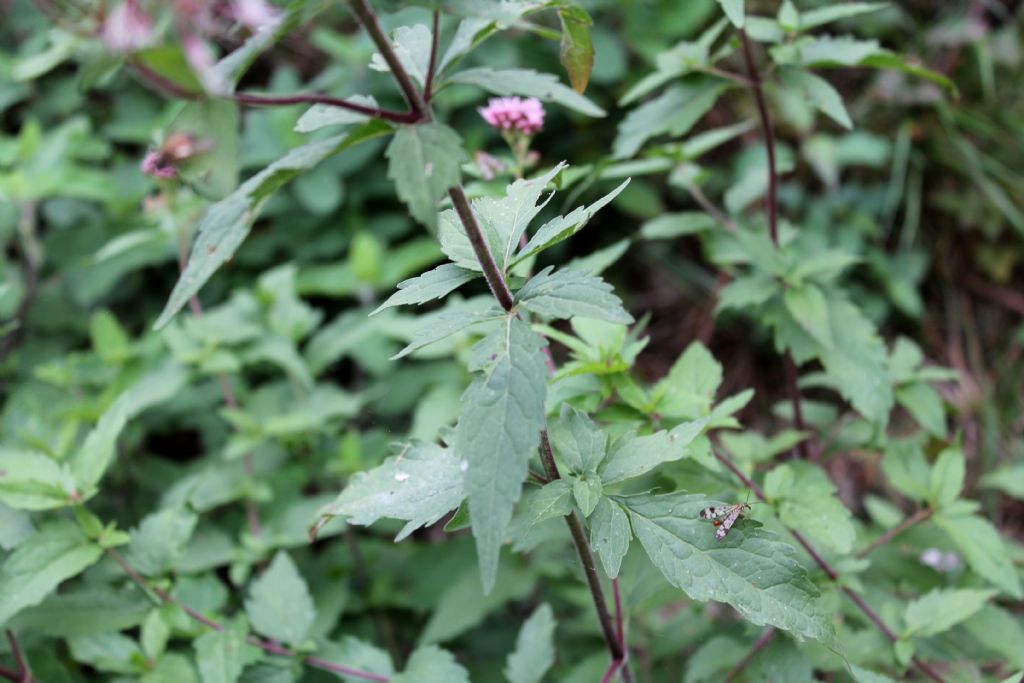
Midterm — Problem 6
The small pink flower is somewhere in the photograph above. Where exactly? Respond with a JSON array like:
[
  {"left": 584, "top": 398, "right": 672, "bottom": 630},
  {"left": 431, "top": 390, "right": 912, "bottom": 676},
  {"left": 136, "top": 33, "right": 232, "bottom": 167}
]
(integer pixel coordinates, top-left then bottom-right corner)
[
  {"left": 230, "top": 0, "right": 281, "bottom": 30},
  {"left": 181, "top": 31, "right": 227, "bottom": 93},
  {"left": 141, "top": 151, "right": 177, "bottom": 179},
  {"left": 478, "top": 97, "right": 545, "bottom": 136},
  {"left": 101, "top": 0, "right": 154, "bottom": 53}
]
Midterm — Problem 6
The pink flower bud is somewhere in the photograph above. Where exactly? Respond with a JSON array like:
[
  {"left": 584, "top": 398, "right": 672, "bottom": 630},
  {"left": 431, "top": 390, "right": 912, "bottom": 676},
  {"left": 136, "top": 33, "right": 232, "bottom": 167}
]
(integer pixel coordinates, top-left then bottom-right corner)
[
  {"left": 231, "top": 0, "right": 281, "bottom": 31},
  {"left": 478, "top": 97, "right": 545, "bottom": 136},
  {"left": 141, "top": 151, "right": 178, "bottom": 179},
  {"left": 102, "top": 0, "right": 154, "bottom": 53}
]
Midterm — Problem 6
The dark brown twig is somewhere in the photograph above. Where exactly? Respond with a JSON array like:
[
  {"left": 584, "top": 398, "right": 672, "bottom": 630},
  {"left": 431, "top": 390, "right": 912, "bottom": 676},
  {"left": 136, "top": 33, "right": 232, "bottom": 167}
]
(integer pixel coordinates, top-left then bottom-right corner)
[
  {"left": 108, "top": 549, "right": 389, "bottom": 682},
  {"left": 723, "top": 628, "right": 775, "bottom": 683},
  {"left": 4, "top": 631, "right": 32, "bottom": 683},
  {"left": 855, "top": 508, "right": 934, "bottom": 559},
  {"left": 710, "top": 449, "right": 948, "bottom": 683},
  {"left": 424, "top": 10, "right": 440, "bottom": 102},
  {"left": 448, "top": 187, "right": 633, "bottom": 683}
]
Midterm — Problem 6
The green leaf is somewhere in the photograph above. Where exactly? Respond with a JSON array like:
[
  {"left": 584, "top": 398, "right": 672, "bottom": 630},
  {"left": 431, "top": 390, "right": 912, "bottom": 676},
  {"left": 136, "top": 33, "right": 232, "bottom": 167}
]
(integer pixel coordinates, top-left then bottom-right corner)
[
  {"left": 295, "top": 95, "right": 379, "bottom": 133},
  {"left": 155, "top": 123, "right": 390, "bottom": 329},
  {"left": 639, "top": 212, "right": 716, "bottom": 240},
  {"left": 798, "top": 3, "right": 888, "bottom": 30},
  {"left": 614, "top": 81, "right": 730, "bottom": 159},
  {"left": 882, "top": 441, "right": 931, "bottom": 502},
  {"left": 548, "top": 405, "right": 606, "bottom": 474},
  {"left": 557, "top": 3, "right": 595, "bottom": 94},
  {"left": 72, "top": 362, "right": 187, "bottom": 494},
  {"left": 904, "top": 588, "right": 995, "bottom": 637},
  {"left": 589, "top": 497, "right": 631, "bottom": 578},
  {"left": 571, "top": 472, "right": 603, "bottom": 516},
  {"left": 684, "top": 636, "right": 745, "bottom": 683},
  {"left": 716, "top": 0, "right": 745, "bottom": 27},
  {"left": 619, "top": 19, "right": 730, "bottom": 105},
  {"left": 517, "top": 267, "right": 632, "bottom": 324},
  {"left": 213, "top": 1, "right": 318, "bottom": 91},
  {"left": 764, "top": 462, "right": 856, "bottom": 554},
  {"left": 934, "top": 513, "right": 1022, "bottom": 598},
  {"left": 393, "top": 306, "right": 505, "bottom": 359},
  {"left": 964, "top": 604, "right": 1024, "bottom": 668},
  {"left": 0, "top": 449, "right": 77, "bottom": 510},
  {"left": 928, "top": 446, "right": 964, "bottom": 509},
  {"left": 316, "top": 443, "right": 465, "bottom": 541},
  {"left": 783, "top": 283, "right": 832, "bottom": 348},
  {"left": 457, "top": 316, "right": 549, "bottom": 592},
  {"left": 90, "top": 309, "right": 131, "bottom": 363},
  {"left": 512, "top": 480, "right": 573, "bottom": 546},
  {"left": 441, "top": 164, "right": 565, "bottom": 274},
  {"left": 655, "top": 342, "right": 722, "bottom": 419},
  {"left": 447, "top": 68, "right": 605, "bottom": 117},
  {"left": 505, "top": 603, "right": 556, "bottom": 683},
  {"left": 393, "top": 646, "right": 470, "bottom": 683},
  {"left": 370, "top": 24, "right": 434, "bottom": 88},
  {"left": 124, "top": 507, "right": 198, "bottom": 576},
  {"left": 716, "top": 274, "right": 780, "bottom": 314},
  {"left": 386, "top": 122, "right": 466, "bottom": 232},
  {"left": 979, "top": 464, "right": 1024, "bottom": 499},
  {"left": 0, "top": 521, "right": 103, "bottom": 626},
  {"left": 514, "top": 180, "right": 630, "bottom": 265},
  {"left": 372, "top": 263, "right": 479, "bottom": 315},
  {"left": 599, "top": 419, "right": 707, "bottom": 485},
  {"left": 850, "top": 666, "right": 898, "bottom": 683},
  {"left": 894, "top": 382, "right": 946, "bottom": 437},
  {"left": 244, "top": 551, "right": 316, "bottom": 645},
  {"left": 194, "top": 617, "right": 260, "bottom": 683},
  {"left": 623, "top": 492, "right": 834, "bottom": 644},
  {"left": 68, "top": 631, "right": 141, "bottom": 674},
  {"left": 779, "top": 68, "right": 852, "bottom": 129}
]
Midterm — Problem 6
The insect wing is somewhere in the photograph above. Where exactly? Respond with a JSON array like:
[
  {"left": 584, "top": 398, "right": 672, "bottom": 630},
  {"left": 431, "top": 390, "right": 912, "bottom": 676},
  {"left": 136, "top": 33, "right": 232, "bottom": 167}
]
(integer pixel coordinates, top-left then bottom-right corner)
[
  {"left": 715, "top": 506, "right": 745, "bottom": 540},
  {"left": 699, "top": 505, "right": 729, "bottom": 520}
]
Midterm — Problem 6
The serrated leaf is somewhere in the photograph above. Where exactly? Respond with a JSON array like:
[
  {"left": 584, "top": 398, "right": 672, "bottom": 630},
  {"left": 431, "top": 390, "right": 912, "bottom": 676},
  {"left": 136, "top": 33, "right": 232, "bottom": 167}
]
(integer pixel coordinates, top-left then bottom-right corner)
[
  {"left": 764, "top": 462, "right": 855, "bottom": 554},
  {"left": 599, "top": 418, "right": 707, "bottom": 485},
  {"left": 439, "top": 164, "right": 565, "bottom": 273},
  {"left": 979, "top": 464, "right": 1024, "bottom": 499},
  {"left": 0, "top": 521, "right": 103, "bottom": 626},
  {"left": 548, "top": 404, "right": 606, "bottom": 474},
  {"left": 798, "top": 3, "right": 889, "bottom": 31},
  {"left": 195, "top": 617, "right": 260, "bottom": 683},
  {"left": 589, "top": 497, "right": 631, "bottom": 578},
  {"left": 317, "top": 443, "right": 465, "bottom": 541},
  {"left": 964, "top": 604, "right": 1024, "bottom": 668},
  {"left": 372, "top": 263, "right": 479, "bottom": 315},
  {"left": 71, "top": 362, "right": 187, "bottom": 493},
  {"left": 393, "top": 306, "right": 504, "bottom": 359},
  {"left": 386, "top": 123, "right": 466, "bottom": 231},
  {"left": 514, "top": 179, "right": 629, "bottom": 266},
  {"left": 244, "top": 551, "right": 316, "bottom": 645},
  {"left": 934, "top": 513, "right": 1022, "bottom": 598},
  {"left": 614, "top": 81, "right": 730, "bottom": 159},
  {"left": 783, "top": 283, "right": 832, "bottom": 348},
  {"left": 457, "top": 316, "right": 549, "bottom": 592},
  {"left": 504, "top": 603, "right": 556, "bottom": 683},
  {"left": 124, "top": 507, "right": 198, "bottom": 577},
  {"left": 370, "top": 24, "right": 434, "bottom": 87},
  {"left": 904, "top": 588, "right": 995, "bottom": 637},
  {"left": 716, "top": 0, "right": 744, "bottom": 27},
  {"left": 155, "top": 123, "right": 390, "bottom": 328},
  {"left": 928, "top": 446, "right": 964, "bottom": 509},
  {"left": 517, "top": 266, "right": 632, "bottom": 324},
  {"left": 557, "top": 4, "right": 594, "bottom": 94},
  {"left": 571, "top": 472, "right": 602, "bottom": 517},
  {"left": 716, "top": 274, "right": 780, "bottom": 314},
  {"left": 882, "top": 441, "right": 931, "bottom": 502},
  {"left": 447, "top": 67, "right": 605, "bottom": 117},
  {"left": 294, "top": 95, "right": 379, "bottom": 133},
  {"left": 512, "top": 480, "right": 573, "bottom": 548},
  {"left": 780, "top": 68, "right": 852, "bottom": 129},
  {"left": 624, "top": 492, "right": 833, "bottom": 644},
  {"left": 0, "top": 449, "right": 77, "bottom": 510},
  {"left": 393, "top": 645, "right": 470, "bottom": 683}
]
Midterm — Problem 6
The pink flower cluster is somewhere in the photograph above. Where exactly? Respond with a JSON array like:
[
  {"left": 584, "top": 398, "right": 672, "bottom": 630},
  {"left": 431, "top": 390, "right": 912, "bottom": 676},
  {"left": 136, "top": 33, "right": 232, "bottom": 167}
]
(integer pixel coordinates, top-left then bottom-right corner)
[
  {"left": 478, "top": 97, "right": 545, "bottom": 136},
  {"left": 101, "top": 0, "right": 154, "bottom": 53}
]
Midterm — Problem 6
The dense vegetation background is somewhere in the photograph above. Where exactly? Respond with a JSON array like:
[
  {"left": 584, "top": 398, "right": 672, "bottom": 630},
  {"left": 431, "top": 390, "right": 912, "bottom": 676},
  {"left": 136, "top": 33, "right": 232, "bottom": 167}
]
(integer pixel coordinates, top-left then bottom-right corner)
[{"left": 1, "top": 1, "right": 1023, "bottom": 682}]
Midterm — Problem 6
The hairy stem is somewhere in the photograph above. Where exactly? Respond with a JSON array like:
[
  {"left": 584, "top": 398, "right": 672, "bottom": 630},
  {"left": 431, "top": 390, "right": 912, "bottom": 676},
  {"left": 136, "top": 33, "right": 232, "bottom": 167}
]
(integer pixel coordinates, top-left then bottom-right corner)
[
  {"left": 855, "top": 508, "right": 934, "bottom": 559},
  {"left": 449, "top": 186, "right": 633, "bottom": 683},
  {"left": 108, "top": 549, "right": 389, "bottom": 682},
  {"left": 710, "top": 449, "right": 948, "bottom": 683},
  {"left": 424, "top": 10, "right": 440, "bottom": 102}
]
